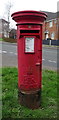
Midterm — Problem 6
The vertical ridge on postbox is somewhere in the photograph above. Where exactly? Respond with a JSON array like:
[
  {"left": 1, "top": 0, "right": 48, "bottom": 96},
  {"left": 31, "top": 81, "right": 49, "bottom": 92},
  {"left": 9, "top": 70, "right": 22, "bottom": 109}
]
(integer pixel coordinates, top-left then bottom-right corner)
[{"left": 11, "top": 10, "right": 47, "bottom": 109}]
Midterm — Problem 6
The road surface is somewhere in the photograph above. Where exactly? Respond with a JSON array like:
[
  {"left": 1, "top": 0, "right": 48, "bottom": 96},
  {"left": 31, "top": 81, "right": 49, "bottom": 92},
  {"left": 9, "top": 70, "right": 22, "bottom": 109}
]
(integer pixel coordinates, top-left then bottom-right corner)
[{"left": 0, "top": 41, "right": 58, "bottom": 71}]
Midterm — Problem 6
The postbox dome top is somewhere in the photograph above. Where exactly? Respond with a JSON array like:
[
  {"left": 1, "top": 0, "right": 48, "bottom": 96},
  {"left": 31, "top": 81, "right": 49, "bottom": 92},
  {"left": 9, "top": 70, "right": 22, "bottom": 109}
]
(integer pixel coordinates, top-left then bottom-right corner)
[{"left": 11, "top": 10, "right": 47, "bottom": 25}]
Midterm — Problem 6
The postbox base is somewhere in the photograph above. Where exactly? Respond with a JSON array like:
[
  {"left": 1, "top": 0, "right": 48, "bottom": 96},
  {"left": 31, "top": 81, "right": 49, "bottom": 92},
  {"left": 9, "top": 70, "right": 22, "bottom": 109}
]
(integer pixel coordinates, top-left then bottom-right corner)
[{"left": 18, "top": 89, "right": 41, "bottom": 109}]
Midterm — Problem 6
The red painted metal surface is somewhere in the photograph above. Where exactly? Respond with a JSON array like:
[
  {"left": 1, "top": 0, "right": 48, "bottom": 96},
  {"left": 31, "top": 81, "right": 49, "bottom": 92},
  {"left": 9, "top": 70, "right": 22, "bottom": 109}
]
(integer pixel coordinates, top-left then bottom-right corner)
[{"left": 11, "top": 10, "right": 47, "bottom": 92}]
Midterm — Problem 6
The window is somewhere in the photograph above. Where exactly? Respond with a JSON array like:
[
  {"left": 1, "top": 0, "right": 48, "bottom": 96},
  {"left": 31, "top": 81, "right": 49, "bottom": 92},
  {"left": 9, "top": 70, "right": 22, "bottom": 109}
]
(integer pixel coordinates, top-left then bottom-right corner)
[
  {"left": 4, "top": 23, "right": 8, "bottom": 27},
  {"left": 4, "top": 30, "right": 8, "bottom": 37},
  {"left": 51, "top": 32, "right": 54, "bottom": 39},
  {"left": 49, "top": 21, "right": 53, "bottom": 27}
]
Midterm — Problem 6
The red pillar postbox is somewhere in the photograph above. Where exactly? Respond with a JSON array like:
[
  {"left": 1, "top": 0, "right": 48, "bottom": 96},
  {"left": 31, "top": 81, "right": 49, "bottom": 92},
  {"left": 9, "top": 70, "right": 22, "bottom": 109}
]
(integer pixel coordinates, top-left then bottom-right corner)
[{"left": 11, "top": 10, "right": 47, "bottom": 109}]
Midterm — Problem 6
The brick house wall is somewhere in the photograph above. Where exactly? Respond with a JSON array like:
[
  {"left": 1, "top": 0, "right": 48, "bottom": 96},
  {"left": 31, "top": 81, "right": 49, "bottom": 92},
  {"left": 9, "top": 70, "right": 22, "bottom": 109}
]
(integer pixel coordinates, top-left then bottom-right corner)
[
  {"left": 42, "top": 18, "right": 57, "bottom": 40},
  {"left": 58, "top": 18, "right": 59, "bottom": 40},
  {"left": 42, "top": 11, "right": 58, "bottom": 40},
  {"left": 57, "top": 12, "right": 59, "bottom": 40}
]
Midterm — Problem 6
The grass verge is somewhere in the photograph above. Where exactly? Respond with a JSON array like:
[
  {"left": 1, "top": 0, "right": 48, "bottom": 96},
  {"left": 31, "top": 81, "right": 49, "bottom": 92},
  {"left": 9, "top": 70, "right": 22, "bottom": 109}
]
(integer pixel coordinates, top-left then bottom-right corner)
[
  {"left": 2, "top": 38, "right": 17, "bottom": 43},
  {"left": 0, "top": 38, "right": 17, "bottom": 43},
  {"left": 1, "top": 67, "right": 57, "bottom": 119},
  {"left": 0, "top": 38, "right": 3, "bottom": 41}
]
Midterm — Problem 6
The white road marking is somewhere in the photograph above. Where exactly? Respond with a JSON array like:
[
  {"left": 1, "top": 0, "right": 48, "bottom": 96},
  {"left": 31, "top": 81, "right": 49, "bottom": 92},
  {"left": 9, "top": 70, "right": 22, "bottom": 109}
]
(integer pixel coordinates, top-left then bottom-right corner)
[
  {"left": 9, "top": 52, "right": 17, "bottom": 55},
  {"left": 48, "top": 60, "right": 56, "bottom": 63},
  {"left": 2, "top": 51, "right": 7, "bottom": 53},
  {"left": 0, "top": 49, "right": 57, "bottom": 64},
  {"left": 42, "top": 59, "right": 45, "bottom": 61},
  {"left": 0, "top": 50, "right": 17, "bottom": 55},
  {"left": 52, "top": 61, "right": 57, "bottom": 63},
  {"left": 0, "top": 50, "right": 2, "bottom": 53},
  {"left": 9, "top": 52, "right": 13, "bottom": 54},
  {"left": 14, "top": 53, "right": 17, "bottom": 55}
]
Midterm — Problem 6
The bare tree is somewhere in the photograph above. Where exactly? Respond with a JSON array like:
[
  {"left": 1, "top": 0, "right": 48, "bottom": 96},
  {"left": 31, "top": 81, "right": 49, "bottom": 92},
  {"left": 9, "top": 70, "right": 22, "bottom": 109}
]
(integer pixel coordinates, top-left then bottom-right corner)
[
  {"left": 4, "top": 0, "right": 14, "bottom": 38},
  {"left": 5, "top": 0, "right": 13, "bottom": 31}
]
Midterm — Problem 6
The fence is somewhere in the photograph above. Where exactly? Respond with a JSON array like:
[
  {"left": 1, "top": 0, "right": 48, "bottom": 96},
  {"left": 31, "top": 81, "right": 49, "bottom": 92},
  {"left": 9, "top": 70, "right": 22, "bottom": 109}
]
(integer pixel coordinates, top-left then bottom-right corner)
[{"left": 42, "top": 40, "right": 59, "bottom": 46}]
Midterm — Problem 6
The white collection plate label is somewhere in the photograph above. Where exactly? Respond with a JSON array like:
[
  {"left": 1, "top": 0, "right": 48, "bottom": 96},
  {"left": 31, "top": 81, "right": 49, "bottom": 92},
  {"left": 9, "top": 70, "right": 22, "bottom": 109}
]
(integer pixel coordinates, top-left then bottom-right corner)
[{"left": 25, "top": 37, "right": 34, "bottom": 53}]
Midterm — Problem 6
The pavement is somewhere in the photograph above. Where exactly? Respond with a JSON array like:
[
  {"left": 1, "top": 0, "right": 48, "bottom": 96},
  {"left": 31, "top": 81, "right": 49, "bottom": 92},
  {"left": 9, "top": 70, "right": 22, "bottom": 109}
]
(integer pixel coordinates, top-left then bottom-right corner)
[
  {"left": 43, "top": 44, "right": 58, "bottom": 49},
  {"left": 0, "top": 41, "right": 58, "bottom": 71},
  {"left": 1, "top": 41, "right": 58, "bottom": 48}
]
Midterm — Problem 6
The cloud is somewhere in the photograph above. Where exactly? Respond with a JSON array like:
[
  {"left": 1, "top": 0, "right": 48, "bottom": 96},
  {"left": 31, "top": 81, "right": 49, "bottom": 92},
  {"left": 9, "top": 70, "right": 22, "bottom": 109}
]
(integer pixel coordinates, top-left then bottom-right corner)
[{"left": 57, "top": 1, "right": 59, "bottom": 12}]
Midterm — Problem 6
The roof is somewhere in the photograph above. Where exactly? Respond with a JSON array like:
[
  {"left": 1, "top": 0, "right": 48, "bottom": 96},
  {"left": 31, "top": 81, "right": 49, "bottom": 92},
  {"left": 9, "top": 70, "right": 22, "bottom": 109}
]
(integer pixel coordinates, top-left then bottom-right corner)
[
  {"left": 40, "top": 11, "right": 57, "bottom": 21},
  {"left": 0, "top": 18, "right": 9, "bottom": 23}
]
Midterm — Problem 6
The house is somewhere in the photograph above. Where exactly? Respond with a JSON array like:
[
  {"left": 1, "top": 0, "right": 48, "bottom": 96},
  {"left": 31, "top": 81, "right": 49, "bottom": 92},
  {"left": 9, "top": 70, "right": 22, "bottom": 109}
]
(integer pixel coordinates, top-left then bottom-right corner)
[
  {"left": 0, "top": 19, "right": 9, "bottom": 38},
  {"left": 42, "top": 11, "right": 58, "bottom": 40},
  {"left": 57, "top": 11, "right": 59, "bottom": 40},
  {"left": 9, "top": 29, "right": 16, "bottom": 39},
  {"left": 10, "top": 11, "right": 58, "bottom": 41},
  {"left": 0, "top": 11, "right": 58, "bottom": 41}
]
